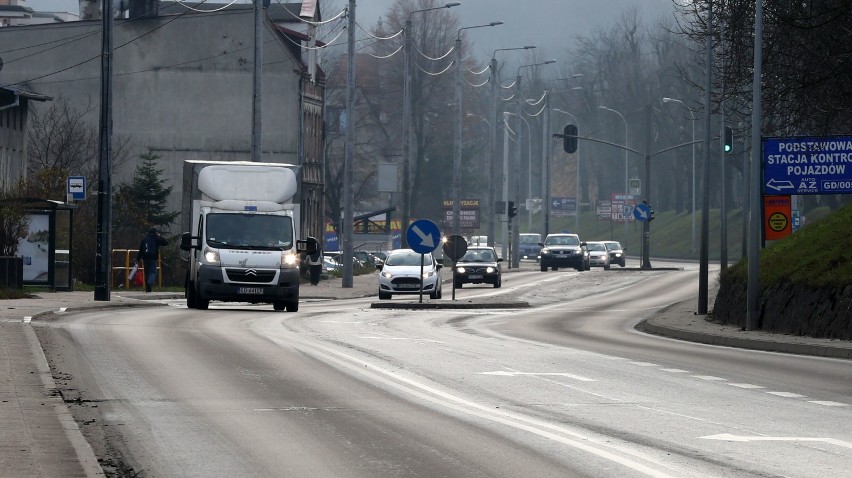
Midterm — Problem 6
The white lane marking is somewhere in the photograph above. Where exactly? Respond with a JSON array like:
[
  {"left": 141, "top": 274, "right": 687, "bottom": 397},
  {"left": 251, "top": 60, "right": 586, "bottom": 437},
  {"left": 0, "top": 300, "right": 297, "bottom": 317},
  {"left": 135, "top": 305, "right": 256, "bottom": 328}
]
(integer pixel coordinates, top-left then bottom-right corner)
[
  {"left": 766, "top": 391, "right": 806, "bottom": 398},
  {"left": 630, "top": 362, "right": 659, "bottom": 367},
  {"left": 23, "top": 316, "right": 32, "bottom": 324},
  {"left": 58, "top": 307, "right": 67, "bottom": 312},
  {"left": 480, "top": 371, "right": 597, "bottom": 382},
  {"left": 692, "top": 375, "right": 726, "bottom": 381},
  {"left": 727, "top": 383, "right": 765, "bottom": 389},
  {"left": 701, "top": 433, "right": 852, "bottom": 449},
  {"left": 322, "top": 320, "right": 364, "bottom": 324},
  {"left": 808, "top": 401, "right": 848, "bottom": 407},
  {"left": 660, "top": 368, "right": 690, "bottom": 373},
  {"left": 271, "top": 335, "right": 684, "bottom": 478}
]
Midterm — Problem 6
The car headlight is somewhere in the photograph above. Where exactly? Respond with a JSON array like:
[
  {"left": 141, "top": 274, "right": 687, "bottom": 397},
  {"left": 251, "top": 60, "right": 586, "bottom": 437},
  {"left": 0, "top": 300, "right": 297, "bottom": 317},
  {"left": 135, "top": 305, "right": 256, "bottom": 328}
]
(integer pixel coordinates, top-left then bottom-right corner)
[
  {"left": 541, "top": 247, "right": 550, "bottom": 254},
  {"left": 381, "top": 271, "right": 393, "bottom": 279},
  {"left": 486, "top": 267, "right": 495, "bottom": 273},
  {"left": 281, "top": 251, "right": 298, "bottom": 268},
  {"left": 615, "top": 253, "right": 622, "bottom": 257},
  {"left": 423, "top": 270, "right": 435, "bottom": 278},
  {"left": 456, "top": 267, "right": 466, "bottom": 273},
  {"left": 203, "top": 247, "right": 220, "bottom": 265}
]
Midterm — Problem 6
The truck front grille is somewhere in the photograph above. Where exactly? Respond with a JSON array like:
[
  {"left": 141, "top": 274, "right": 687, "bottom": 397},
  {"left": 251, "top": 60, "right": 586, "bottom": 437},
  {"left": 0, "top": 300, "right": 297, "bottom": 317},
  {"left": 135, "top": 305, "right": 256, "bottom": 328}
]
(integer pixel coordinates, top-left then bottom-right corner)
[{"left": 225, "top": 268, "right": 277, "bottom": 283}]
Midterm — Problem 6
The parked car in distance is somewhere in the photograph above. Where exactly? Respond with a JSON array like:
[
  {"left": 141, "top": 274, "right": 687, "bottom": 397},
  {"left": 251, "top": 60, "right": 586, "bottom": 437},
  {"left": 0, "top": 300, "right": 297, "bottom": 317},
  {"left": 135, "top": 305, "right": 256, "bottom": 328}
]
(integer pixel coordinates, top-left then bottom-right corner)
[
  {"left": 376, "top": 249, "right": 443, "bottom": 300},
  {"left": 518, "top": 233, "right": 542, "bottom": 261},
  {"left": 453, "top": 246, "right": 502, "bottom": 288},
  {"left": 325, "top": 250, "right": 365, "bottom": 268},
  {"left": 538, "top": 233, "right": 589, "bottom": 272},
  {"left": 603, "top": 241, "right": 626, "bottom": 267},
  {"left": 585, "top": 241, "right": 611, "bottom": 269}
]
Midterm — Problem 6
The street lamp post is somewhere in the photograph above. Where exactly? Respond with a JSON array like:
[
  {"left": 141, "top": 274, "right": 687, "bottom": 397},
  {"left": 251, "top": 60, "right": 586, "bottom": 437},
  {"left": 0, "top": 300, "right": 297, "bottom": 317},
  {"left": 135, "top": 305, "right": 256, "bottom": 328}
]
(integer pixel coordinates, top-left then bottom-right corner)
[
  {"left": 455, "top": 21, "right": 503, "bottom": 236},
  {"left": 513, "top": 59, "right": 556, "bottom": 268},
  {"left": 489, "top": 46, "right": 535, "bottom": 247},
  {"left": 662, "top": 97, "right": 697, "bottom": 256},
  {"left": 402, "top": 2, "right": 460, "bottom": 247},
  {"left": 598, "top": 106, "right": 628, "bottom": 248}
]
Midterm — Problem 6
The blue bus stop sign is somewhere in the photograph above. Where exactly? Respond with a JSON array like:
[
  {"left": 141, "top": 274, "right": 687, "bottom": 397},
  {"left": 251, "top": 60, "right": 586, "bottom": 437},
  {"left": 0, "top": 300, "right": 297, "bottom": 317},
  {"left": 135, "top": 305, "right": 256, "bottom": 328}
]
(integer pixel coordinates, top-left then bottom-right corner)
[{"left": 406, "top": 219, "right": 441, "bottom": 254}]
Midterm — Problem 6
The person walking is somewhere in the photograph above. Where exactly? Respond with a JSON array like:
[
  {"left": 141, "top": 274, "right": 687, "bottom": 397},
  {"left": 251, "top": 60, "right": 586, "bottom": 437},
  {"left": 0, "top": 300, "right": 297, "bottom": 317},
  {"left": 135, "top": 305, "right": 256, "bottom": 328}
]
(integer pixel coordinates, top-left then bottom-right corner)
[
  {"left": 136, "top": 228, "right": 168, "bottom": 293},
  {"left": 306, "top": 238, "right": 323, "bottom": 286}
]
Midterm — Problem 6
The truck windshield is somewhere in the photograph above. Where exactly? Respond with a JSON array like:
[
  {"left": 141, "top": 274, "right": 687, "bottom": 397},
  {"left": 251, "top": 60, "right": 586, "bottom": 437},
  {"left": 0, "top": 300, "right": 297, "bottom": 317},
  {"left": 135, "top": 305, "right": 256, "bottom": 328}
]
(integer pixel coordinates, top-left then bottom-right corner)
[{"left": 206, "top": 213, "right": 293, "bottom": 249}]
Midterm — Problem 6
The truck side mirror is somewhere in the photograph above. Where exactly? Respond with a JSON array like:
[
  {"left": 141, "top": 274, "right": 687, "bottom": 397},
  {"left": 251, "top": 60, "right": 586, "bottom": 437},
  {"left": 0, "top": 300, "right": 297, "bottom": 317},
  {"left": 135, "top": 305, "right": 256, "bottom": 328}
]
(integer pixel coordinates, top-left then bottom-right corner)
[{"left": 180, "top": 232, "right": 197, "bottom": 251}]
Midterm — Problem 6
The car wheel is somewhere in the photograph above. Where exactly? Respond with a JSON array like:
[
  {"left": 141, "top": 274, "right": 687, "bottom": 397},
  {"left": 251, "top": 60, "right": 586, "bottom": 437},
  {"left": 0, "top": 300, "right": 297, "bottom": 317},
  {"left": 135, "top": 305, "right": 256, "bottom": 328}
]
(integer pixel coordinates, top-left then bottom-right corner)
[
  {"left": 379, "top": 291, "right": 391, "bottom": 300},
  {"left": 604, "top": 263, "right": 610, "bottom": 270},
  {"left": 540, "top": 263, "right": 547, "bottom": 272},
  {"left": 494, "top": 277, "right": 501, "bottom": 288},
  {"left": 575, "top": 265, "right": 583, "bottom": 271},
  {"left": 455, "top": 281, "right": 463, "bottom": 289}
]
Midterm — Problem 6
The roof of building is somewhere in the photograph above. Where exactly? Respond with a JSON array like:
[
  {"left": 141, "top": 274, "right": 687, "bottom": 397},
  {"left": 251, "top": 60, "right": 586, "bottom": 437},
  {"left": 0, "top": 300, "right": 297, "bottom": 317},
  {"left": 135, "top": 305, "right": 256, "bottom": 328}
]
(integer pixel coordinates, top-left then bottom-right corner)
[{"left": 0, "top": 85, "right": 52, "bottom": 102}]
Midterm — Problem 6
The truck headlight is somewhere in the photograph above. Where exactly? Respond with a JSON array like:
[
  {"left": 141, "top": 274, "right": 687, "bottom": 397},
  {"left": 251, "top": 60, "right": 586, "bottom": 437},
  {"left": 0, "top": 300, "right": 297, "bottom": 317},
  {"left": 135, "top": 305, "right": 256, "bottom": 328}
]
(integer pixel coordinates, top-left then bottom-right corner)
[
  {"left": 203, "top": 247, "right": 220, "bottom": 265},
  {"left": 281, "top": 251, "right": 299, "bottom": 268}
]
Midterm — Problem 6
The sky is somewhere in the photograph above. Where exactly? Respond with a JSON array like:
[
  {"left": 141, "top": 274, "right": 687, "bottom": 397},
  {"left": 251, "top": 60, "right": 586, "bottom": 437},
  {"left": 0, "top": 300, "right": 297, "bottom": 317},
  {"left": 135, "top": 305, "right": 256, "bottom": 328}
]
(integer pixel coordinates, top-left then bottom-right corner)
[{"left": 26, "top": 0, "right": 677, "bottom": 67}]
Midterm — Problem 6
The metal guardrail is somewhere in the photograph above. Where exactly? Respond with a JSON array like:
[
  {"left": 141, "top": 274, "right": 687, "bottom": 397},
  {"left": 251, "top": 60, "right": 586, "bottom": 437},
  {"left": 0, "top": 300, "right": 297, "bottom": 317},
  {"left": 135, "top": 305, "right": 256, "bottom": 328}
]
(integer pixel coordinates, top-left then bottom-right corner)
[{"left": 111, "top": 249, "right": 162, "bottom": 289}]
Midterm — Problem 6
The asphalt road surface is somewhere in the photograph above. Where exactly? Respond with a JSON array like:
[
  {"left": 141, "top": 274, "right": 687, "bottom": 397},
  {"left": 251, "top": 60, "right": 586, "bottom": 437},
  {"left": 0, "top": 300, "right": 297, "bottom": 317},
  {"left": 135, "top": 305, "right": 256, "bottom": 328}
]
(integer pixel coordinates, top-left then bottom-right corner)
[{"left": 35, "top": 261, "right": 851, "bottom": 477}]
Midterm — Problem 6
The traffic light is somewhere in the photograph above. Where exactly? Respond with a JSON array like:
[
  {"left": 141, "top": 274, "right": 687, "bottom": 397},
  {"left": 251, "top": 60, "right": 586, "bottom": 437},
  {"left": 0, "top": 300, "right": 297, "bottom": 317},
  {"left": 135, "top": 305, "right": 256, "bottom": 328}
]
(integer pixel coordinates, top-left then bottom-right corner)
[
  {"left": 563, "top": 124, "right": 578, "bottom": 153},
  {"left": 649, "top": 207, "right": 655, "bottom": 221},
  {"left": 508, "top": 200, "right": 518, "bottom": 218},
  {"left": 724, "top": 126, "right": 733, "bottom": 154}
]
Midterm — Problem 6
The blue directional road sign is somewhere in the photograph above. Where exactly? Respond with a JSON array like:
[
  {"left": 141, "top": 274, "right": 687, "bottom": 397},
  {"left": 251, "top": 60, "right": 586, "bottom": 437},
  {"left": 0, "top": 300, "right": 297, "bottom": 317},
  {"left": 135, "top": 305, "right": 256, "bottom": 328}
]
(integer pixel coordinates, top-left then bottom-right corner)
[
  {"left": 763, "top": 136, "right": 852, "bottom": 195},
  {"left": 406, "top": 219, "right": 441, "bottom": 254},
  {"left": 633, "top": 203, "right": 651, "bottom": 221}
]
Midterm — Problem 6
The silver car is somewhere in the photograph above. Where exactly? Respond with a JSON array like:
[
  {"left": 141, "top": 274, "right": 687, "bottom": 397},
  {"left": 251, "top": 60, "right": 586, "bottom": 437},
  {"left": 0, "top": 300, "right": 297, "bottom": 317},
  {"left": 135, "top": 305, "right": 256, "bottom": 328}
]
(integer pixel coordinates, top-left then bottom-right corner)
[
  {"left": 376, "top": 249, "right": 443, "bottom": 300},
  {"left": 585, "top": 241, "right": 611, "bottom": 270}
]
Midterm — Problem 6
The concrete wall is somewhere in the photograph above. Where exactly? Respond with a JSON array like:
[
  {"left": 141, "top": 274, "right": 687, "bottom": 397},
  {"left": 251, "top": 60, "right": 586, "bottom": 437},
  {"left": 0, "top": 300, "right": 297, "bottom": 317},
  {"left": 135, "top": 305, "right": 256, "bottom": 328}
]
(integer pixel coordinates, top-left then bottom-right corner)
[{"left": 0, "top": 9, "right": 303, "bottom": 225}]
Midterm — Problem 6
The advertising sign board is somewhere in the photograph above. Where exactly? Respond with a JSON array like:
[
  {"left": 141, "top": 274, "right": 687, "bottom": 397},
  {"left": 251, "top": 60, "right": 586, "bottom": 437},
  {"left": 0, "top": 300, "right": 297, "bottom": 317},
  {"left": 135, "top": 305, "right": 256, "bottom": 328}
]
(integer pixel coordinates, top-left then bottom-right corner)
[
  {"left": 550, "top": 197, "right": 576, "bottom": 217},
  {"left": 610, "top": 193, "right": 635, "bottom": 223},
  {"left": 764, "top": 195, "right": 792, "bottom": 241},
  {"left": 596, "top": 200, "right": 612, "bottom": 220},
  {"left": 443, "top": 199, "right": 480, "bottom": 229},
  {"left": 763, "top": 136, "right": 852, "bottom": 195}
]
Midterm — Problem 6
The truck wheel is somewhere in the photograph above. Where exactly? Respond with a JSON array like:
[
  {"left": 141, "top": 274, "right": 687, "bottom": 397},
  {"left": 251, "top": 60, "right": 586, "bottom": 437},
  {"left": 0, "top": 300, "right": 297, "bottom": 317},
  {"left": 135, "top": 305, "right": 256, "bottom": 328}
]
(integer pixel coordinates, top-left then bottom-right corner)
[
  {"left": 273, "top": 301, "right": 286, "bottom": 311},
  {"left": 196, "top": 296, "right": 209, "bottom": 310},
  {"left": 285, "top": 301, "right": 298, "bottom": 312},
  {"left": 552, "top": 266, "right": 558, "bottom": 271}
]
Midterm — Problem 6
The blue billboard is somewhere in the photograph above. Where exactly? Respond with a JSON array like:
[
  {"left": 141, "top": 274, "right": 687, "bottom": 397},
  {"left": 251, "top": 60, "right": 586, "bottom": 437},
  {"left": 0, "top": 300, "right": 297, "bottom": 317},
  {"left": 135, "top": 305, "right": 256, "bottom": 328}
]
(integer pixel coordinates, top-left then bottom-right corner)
[{"left": 763, "top": 136, "right": 852, "bottom": 195}]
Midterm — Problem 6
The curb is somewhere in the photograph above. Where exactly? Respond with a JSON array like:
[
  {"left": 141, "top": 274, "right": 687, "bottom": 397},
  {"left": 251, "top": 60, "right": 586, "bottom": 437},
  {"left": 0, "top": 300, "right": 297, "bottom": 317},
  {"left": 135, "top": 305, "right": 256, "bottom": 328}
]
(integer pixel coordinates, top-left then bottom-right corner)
[{"left": 637, "top": 317, "right": 852, "bottom": 360}]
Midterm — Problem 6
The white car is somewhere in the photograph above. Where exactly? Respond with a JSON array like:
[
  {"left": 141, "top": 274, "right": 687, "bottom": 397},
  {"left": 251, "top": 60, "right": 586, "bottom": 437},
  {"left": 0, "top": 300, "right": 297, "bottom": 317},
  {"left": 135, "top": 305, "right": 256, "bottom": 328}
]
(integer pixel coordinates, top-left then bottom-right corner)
[
  {"left": 377, "top": 249, "right": 443, "bottom": 300},
  {"left": 585, "top": 241, "right": 611, "bottom": 270}
]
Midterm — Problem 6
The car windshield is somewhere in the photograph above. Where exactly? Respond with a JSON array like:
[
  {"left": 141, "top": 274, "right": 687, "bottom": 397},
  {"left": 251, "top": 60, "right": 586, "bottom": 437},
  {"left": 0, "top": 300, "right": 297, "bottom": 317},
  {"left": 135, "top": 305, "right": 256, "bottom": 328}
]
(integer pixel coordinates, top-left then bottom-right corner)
[
  {"left": 545, "top": 235, "right": 579, "bottom": 246},
  {"left": 385, "top": 253, "right": 430, "bottom": 267},
  {"left": 587, "top": 243, "right": 606, "bottom": 251},
  {"left": 605, "top": 242, "right": 621, "bottom": 250},
  {"left": 206, "top": 213, "right": 293, "bottom": 249},
  {"left": 520, "top": 234, "right": 541, "bottom": 244},
  {"left": 460, "top": 249, "right": 495, "bottom": 262}
]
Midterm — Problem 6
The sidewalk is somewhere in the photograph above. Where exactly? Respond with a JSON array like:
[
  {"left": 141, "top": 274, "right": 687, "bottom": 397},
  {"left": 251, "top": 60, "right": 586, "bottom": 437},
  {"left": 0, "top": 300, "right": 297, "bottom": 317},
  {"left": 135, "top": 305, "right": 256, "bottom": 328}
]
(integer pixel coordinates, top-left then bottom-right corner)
[{"left": 1, "top": 275, "right": 850, "bottom": 477}]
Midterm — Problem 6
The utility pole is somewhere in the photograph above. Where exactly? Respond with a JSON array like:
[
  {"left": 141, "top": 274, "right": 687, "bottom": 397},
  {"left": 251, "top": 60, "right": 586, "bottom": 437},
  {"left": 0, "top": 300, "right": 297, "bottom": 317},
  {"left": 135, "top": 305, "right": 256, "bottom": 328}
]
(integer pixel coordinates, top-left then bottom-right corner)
[
  {"left": 342, "top": 0, "right": 355, "bottom": 288},
  {"left": 699, "top": 0, "right": 713, "bottom": 314},
  {"left": 488, "top": 57, "right": 497, "bottom": 246},
  {"left": 512, "top": 73, "right": 522, "bottom": 268},
  {"left": 251, "top": 0, "right": 263, "bottom": 162},
  {"left": 747, "top": 1, "right": 764, "bottom": 330},
  {"left": 642, "top": 104, "right": 652, "bottom": 269},
  {"left": 94, "top": 0, "right": 114, "bottom": 301},
  {"left": 401, "top": 17, "right": 412, "bottom": 247}
]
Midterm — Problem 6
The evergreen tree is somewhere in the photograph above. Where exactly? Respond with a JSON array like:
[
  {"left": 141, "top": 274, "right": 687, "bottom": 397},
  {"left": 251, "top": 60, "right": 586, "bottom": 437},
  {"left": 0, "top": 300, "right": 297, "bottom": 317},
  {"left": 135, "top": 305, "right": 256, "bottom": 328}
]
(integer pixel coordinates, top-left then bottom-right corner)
[{"left": 114, "top": 151, "right": 178, "bottom": 239}]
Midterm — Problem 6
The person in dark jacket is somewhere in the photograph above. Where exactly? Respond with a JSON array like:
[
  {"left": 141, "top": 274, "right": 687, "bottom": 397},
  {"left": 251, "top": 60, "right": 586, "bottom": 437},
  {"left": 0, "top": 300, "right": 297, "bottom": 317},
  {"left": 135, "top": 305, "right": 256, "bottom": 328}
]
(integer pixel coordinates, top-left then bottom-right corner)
[
  {"left": 306, "top": 237, "right": 323, "bottom": 286},
  {"left": 136, "top": 228, "right": 168, "bottom": 292}
]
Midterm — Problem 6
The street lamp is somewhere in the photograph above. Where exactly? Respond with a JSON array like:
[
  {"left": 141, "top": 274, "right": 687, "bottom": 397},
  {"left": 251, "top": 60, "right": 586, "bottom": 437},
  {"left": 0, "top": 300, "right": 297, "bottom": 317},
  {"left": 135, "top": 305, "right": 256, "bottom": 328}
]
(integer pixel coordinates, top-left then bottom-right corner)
[
  {"left": 598, "top": 105, "right": 629, "bottom": 247},
  {"left": 402, "top": 2, "right": 460, "bottom": 247},
  {"left": 553, "top": 108, "right": 580, "bottom": 233},
  {"left": 454, "top": 21, "right": 503, "bottom": 236},
  {"left": 488, "top": 45, "right": 535, "bottom": 247},
  {"left": 504, "top": 112, "right": 532, "bottom": 231},
  {"left": 662, "top": 97, "right": 697, "bottom": 256},
  {"left": 512, "top": 59, "right": 556, "bottom": 268}
]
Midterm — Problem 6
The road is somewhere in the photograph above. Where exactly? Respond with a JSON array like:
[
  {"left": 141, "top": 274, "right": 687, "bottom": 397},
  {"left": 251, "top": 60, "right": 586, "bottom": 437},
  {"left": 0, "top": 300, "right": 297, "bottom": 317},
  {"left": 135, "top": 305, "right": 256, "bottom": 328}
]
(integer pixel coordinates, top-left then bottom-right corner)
[{"left": 34, "top": 261, "right": 851, "bottom": 477}]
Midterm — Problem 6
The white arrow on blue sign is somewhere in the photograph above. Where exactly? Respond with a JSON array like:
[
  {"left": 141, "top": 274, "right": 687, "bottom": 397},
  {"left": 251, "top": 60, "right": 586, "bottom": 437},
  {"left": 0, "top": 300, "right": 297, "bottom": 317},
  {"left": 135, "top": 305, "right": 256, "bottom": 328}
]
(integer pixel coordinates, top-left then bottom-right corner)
[
  {"left": 633, "top": 203, "right": 651, "bottom": 221},
  {"left": 406, "top": 219, "right": 441, "bottom": 254}
]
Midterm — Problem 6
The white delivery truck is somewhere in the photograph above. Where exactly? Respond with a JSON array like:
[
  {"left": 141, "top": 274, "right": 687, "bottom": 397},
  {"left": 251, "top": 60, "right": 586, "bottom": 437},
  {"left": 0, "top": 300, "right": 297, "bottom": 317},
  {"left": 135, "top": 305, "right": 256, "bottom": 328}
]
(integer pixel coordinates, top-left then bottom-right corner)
[{"left": 180, "top": 161, "right": 316, "bottom": 312}]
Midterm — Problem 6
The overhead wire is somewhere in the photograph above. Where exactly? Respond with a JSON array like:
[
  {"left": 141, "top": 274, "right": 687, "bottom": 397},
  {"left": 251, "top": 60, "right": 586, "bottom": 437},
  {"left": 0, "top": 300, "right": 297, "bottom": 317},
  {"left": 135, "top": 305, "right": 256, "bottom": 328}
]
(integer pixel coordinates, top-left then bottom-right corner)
[
  {"left": 499, "top": 92, "right": 516, "bottom": 101},
  {"left": 465, "top": 77, "right": 489, "bottom": 88},
  {"left": 525, "top": 103, "right": 547, "bottom": 117},
  {"left": 525, "top": 91, "right": 547, "bottom": 106},
  {"left": 414, "top": 42, "right": 454, "bottom": 61},
  {"left": 356, "top": 22, "right": 403, "bottom": 40},
  {"left": 416, "top": 60, "right": 455, "bottom": 76},
  {"left": 173, "top": 0, "right": 239, "bottom": 13},
  {"left": 465, "top": 64, "right": 489, "bottom": 75},
  {"left": 367, "top": 43, "right": 403, "bottom": 59},
  {"left": 500, "top": 79, "right": 517, "bottom": 89}
]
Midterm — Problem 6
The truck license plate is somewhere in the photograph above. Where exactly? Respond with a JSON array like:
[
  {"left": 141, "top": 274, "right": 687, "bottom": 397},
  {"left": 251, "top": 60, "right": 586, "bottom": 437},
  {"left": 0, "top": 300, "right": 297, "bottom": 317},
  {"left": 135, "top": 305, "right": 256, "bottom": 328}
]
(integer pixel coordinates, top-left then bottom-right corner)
[{"left": 238, "top": 287, "right": 263, "bottom": 295}]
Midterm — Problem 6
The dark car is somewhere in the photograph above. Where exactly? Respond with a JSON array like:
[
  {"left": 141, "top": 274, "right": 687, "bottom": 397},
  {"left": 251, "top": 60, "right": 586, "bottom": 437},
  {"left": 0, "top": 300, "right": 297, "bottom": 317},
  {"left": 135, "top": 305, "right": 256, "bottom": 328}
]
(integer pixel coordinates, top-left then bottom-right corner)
[
  {"left": 453, "top": 246, "right": 502, "bottom": 288},
  {"left": 539, "top": 233, "right": 589, "bottom": 272},
  {"left": 603, "top": 241, "right": 626, "bottom": 267},
  {"left": 518, "top": 233, "right": 542, "bottom": 261}
]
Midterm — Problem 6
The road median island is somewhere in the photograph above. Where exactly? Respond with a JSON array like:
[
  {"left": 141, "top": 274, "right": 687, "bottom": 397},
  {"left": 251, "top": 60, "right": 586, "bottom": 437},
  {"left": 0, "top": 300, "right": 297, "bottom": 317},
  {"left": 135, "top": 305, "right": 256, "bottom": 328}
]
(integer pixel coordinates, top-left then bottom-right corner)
[{"left": 371, "top": 299, "right": 529, "bottom": 310}]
